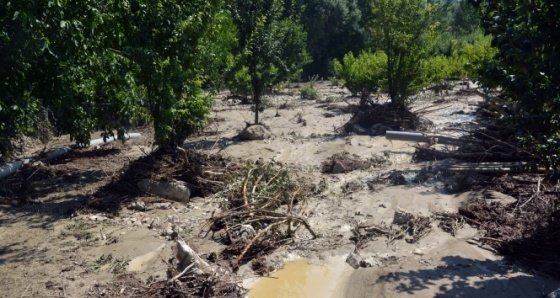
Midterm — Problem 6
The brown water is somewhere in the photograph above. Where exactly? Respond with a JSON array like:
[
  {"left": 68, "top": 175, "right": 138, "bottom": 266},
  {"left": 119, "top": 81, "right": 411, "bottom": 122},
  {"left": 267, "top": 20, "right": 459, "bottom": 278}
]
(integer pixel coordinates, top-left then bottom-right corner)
[{"left": 246, "top": 258, "right": 352, "bottom": 298}]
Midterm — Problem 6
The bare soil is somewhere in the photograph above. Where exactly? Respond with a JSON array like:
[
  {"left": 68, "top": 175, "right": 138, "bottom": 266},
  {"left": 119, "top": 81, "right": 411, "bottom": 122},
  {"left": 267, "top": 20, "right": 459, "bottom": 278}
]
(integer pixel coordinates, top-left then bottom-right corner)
[{"left": 0, "top": 81, "right": 558, "bottom": 298}]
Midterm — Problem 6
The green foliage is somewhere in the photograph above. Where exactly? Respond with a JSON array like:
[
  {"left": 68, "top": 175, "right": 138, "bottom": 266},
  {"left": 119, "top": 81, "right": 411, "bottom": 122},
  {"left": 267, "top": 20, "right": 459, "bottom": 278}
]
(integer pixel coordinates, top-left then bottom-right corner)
[
  {"left": 1, "top": 0, "right": 228, "bottom": 155},
  {"left": 228, "top": 67, "right": 253, "bottom": 97},
  {"left": 369, "top": 0, "right": 436, "bottom": 108},
  {"left": 470, "top": 0, "right": 560, "bottom": 170},
  {"left": 230, "top": 0, "right": 311, "bottom": 124},
  {"left": 333, "top": 51, "right": 387, "bottom": 103},
  {"left": 298, "top": 0, "right": 366, "bottom": 77},
  {"left": 300, "top": 76, "right": 320, "bottom": 100}
]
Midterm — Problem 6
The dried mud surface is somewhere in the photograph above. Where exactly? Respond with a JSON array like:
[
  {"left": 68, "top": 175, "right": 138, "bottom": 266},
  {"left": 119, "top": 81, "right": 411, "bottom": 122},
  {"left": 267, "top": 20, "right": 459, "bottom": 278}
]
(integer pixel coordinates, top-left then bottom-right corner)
[{"left": 0, "top": 81, "right": 558, "bottom": 298}]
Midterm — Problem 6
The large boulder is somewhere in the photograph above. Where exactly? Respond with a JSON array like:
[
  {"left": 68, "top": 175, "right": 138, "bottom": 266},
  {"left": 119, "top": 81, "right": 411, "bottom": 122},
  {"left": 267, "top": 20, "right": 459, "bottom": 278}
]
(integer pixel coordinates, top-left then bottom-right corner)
[
  {"left": 238, "top": 124, "right": 272, "bottom": 141},
  {"left": 138, "top": 179, "right": 191, "bottom": 203}
]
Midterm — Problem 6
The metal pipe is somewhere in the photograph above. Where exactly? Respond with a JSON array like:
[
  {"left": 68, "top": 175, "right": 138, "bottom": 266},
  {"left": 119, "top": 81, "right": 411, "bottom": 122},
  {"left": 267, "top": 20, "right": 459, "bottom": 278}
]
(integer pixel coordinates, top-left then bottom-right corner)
[
  {"left": 385, "top": 130, "right": 463, "bottom": 145},
  {"left": 385, "top": 131, "right": 431, "bottom": 143}
]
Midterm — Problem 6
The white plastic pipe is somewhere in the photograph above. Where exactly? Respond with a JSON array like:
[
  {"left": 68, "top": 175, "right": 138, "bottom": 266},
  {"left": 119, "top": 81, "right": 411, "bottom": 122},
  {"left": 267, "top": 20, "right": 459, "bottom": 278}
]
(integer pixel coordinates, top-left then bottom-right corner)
[
  {"left": 89, "top": 133, "right": 142, "bottom": 147},
  {"left": 0, "top": 132, "right": 142, "bottom": 179}
]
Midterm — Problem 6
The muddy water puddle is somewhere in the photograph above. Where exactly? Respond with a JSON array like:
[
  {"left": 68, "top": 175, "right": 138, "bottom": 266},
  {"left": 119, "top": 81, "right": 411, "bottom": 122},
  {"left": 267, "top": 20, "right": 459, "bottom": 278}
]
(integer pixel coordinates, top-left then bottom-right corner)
[{"left": 246, "top": 258, "right": 352, "bottom": 298}]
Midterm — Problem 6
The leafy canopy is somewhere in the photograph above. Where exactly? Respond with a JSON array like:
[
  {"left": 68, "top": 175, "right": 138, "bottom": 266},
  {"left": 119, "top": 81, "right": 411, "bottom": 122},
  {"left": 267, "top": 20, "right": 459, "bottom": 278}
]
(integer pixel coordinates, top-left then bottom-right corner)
[
  {"left": 369, "top": 0, "right": 436, "bottom": 108},
  {"left": 229, "top": 0, "right": 311, "bottom": 124}
]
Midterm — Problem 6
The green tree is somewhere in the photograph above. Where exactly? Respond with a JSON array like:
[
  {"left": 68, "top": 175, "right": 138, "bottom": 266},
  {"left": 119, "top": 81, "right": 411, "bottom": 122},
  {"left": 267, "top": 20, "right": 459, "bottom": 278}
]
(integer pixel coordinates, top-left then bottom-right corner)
[
  {"left": 0, "top": 1, "right": 46, "bottom": 159},
  {"left": 369, "top": 0, "right": 435, "bottom": 108},
  {"left": 1, "top": 0, "right": 228, "bottom": 156},
  {"left": 230, "top": 0, "right": 311, "bottom": 124},
  {"left": 298, "top": 0, "right": 365, "bottom": 77},
  {"left": 333, "top": 51, "right": 387, "bottom": 105},
  {"left": 469, "top": 0, "right": 560, "bottom": 170}
]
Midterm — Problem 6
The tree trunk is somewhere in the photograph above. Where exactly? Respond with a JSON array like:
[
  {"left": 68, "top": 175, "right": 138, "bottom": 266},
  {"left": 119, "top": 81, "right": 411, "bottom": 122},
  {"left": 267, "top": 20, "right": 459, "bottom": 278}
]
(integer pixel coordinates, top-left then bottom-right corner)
[{"left": 254, "top": 93, "right": 260, "bottom": 124}]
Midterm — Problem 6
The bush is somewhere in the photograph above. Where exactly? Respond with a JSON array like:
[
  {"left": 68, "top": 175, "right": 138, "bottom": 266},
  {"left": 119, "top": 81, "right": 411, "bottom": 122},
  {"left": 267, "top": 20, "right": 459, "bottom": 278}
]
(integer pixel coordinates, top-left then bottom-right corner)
[
  {"left": 227, "top": 66, "right": 253, "bottom": 98},
  {"left": 333, "top": 51, "right": 387, "bottom": 105},
  {"left": 300, "top": 84, "right": 319, "bottom": 100}
]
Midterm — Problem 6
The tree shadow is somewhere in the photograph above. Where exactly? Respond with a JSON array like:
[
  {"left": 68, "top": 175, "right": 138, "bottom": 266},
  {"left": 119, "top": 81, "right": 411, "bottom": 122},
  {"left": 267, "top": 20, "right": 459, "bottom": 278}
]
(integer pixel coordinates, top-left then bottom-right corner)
[{"left": 375, "top": 255, "right": 557, "bottom": 297}]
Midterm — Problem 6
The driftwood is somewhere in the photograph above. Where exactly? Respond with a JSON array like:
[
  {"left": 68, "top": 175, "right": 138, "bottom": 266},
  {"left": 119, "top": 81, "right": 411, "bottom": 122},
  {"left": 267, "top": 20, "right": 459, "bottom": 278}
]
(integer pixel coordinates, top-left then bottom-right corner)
[{"left": 206, "top": 161, "right": 317, "bottom": 266}]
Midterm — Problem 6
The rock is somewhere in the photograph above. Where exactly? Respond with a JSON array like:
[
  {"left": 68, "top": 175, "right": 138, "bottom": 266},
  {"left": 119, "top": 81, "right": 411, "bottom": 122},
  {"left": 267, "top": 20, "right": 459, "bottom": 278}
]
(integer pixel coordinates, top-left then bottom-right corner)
[
  {"left": 346, "top": 253, "right": 362, "bottom": 269},
  {"left": 343, "top": 179, "right": 364, "bottom": 192},
  {"left": 548, "top": 288, "right": 560, "bottom": 298},
  {"left": 360, "top": 257, "right": 379, "bottom": 268},
  {"left": 413, "top": 248, "right": 425, "bottom": 256},
  {"left": 332, "top": 161, "right": 346, "bottom": 174},
  {"left": 127, "top": 200, "right": 147, "bottom": 211},
  {"left": 154, "top": 202, "right": 173, "bottom": 210},
  {"left": 138, "top": 179, "right": 191, "bottom": 203},
  {"left": 238, "top": 124, "right": 272, "bottom": 140},
  {"left": 393, "top": 207, "right": 413, "bottom": 225},
  {"left": 370, "top": 123, "right": 391, "bottom": 136},
  {"left": 89, "top": 215, "right": 108, "bottom": 222}
]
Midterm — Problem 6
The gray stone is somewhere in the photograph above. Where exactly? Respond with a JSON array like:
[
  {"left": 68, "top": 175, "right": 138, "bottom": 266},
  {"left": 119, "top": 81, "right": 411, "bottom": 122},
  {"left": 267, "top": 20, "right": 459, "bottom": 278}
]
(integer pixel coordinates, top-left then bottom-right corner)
[
  {"left": 360, "top": 257, "right": 379, "bottom": 268},
  {"left": 138, "top": 179, "right": 191, "bottom": 203},
  {"left": 346, "top": 253, "right": 362, "bottom": 269},
  {"left": 238, "top": 124, "right": 272, "bottom": 140},
  {"left": 127, "top": 200, "right": 147, "bottom": 211},
  {"left": 332, "top": 162, "right": 346, "bottom": 174},
  {"left": 344, "top": 179, "right": 364, "bottom": 193},
  {"left": 393, "top": 207, "right": 413, "bottom": 225}
]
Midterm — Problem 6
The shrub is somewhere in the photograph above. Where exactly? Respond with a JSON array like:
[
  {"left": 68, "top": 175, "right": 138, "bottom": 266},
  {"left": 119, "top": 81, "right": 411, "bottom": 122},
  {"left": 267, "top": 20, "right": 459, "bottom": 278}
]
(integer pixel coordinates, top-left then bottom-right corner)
[
  {"left": 333, "top": 51, "right": 388, "bottom": 105},
  {"left": 227, "top": 66, "right": 253, "bottom": 98}
]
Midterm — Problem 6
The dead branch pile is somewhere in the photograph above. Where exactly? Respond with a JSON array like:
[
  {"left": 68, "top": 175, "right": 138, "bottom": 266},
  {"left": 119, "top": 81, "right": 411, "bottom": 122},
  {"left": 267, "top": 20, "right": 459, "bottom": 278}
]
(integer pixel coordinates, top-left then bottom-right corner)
[
  {"left": 87, "top": 149, "right": 240, "bottom": 214},
  {"left": 414, "top": 96, "right": 536, "bottom": 164},
  {"left": 206, "top": 161, "right": 317, "bottom": 267},
  {"left": 352, "top": 215, "right": 433, "bottom": 248},
  {"left": 343, "top": 103, "right": 433, "bottom": 135},
  {"left": 321, "top": 152, "right": 390, "bottom": 174},
  {"left": 87, "top": 272, "right": 245, "bottom": 298},
  {"left": 440, "top": 174, "right": 560, "bottom": 277}
]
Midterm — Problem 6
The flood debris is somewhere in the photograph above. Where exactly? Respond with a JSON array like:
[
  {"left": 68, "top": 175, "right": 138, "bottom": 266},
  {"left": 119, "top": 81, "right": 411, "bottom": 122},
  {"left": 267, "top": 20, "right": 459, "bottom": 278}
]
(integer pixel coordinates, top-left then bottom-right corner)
[
  {"left": 205, "top": 161, "right": 317, "bottom": 267},
  {"left": 87, "top": 149, "right": 238, "bottom": 214},
  {"left": 352, "top": 212, "right": 433, "bottom": 248},
  {"left": 88, "top": 241, "right": 245, "bottom": 297},
  {"left": 322, "top": 152, "right": 389, "bottom": 174},
  {"left": 342, "top": 103, "right": 432, "bottom": 136},
  {"left": 176, "top": 239, "right": 212, "bottom": 275},
  {"left": 438, "top": 174, "right": 560, "bottom": 277}
]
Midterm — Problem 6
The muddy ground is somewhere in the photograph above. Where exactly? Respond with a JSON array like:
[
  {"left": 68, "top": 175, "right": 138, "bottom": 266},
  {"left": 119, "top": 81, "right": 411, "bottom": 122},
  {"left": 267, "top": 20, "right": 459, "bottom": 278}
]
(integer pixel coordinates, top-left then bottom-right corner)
[{"left": 0, "top": 81, "right": 558, "bottom": 297}]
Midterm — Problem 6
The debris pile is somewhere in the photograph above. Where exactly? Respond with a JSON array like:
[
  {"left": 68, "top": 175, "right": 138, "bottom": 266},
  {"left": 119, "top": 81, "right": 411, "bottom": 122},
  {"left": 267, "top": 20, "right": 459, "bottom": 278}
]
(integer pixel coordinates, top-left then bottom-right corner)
[
  {"left": 321, "top": 152, "right": 389, "bottom": 174},
  {"left": 441, "top": 175, "right": 560, "bottom": 277},
  {"left": 206, "top": 161, "right": 317, "bottom": 267}
]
